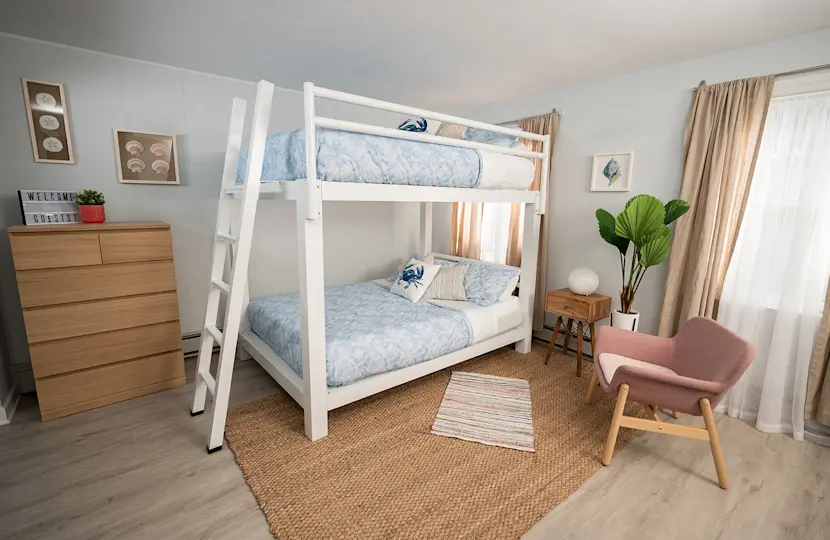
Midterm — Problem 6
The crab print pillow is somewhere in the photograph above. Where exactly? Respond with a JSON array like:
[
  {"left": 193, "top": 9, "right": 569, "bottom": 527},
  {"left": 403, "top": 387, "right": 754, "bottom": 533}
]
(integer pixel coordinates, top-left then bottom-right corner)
[{"left": 390, "top": 258, "right": 441, "bottom": 303}]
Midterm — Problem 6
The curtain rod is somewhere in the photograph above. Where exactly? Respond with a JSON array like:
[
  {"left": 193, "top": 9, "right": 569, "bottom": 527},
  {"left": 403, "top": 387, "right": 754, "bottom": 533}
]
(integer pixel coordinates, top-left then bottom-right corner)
[
  {"left": 695, "top": 63, "right": 830, "bottom": 90},
  {"left": 497, "top": 109, "right": 562, "bottom": 127}
]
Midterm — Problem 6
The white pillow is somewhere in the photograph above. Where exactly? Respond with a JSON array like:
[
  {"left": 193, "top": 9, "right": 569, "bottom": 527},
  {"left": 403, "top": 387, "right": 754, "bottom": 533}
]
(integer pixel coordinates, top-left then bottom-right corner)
[
  {"left": 498, "top": 274, "right": 520, "bottom": 302},
  {"left": 423, "top": 264, "right": 468, "bottom": 301},
  {"left": 390, "top": 258, "right": 441, "bottom": 302}
]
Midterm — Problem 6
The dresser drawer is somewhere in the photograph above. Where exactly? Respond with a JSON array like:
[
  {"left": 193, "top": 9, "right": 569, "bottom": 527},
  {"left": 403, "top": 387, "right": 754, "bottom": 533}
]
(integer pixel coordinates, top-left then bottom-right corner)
[
  {"left": 30, "top": 321, "right": 182, "bottom": 378},
  {"left": 23, "top": 292, "right": 180, "bottom": 343},
  {"left": 99, "top": 229, "right": 173, "bottom": 264},
  {"left": 9, "top": 232, "right": 101, "bottom": 270},
  {"left": 36, "top": 350, "right": 186, "bottom": 419},
  {"left": 17, "top": 260, "right": 177, "bottom": 308}
]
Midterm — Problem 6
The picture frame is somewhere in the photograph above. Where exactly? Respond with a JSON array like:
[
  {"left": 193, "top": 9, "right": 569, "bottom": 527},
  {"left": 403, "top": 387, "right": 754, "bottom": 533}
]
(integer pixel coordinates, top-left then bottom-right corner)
[
  {"left": 590, "top": 152, "right": 634, "bottom": 192},
  {"left": 21, "top": 79, "right": 75, "bottom": 164},
  {"left": 113, "top": 129, "right": 181, "bottom": 185}
]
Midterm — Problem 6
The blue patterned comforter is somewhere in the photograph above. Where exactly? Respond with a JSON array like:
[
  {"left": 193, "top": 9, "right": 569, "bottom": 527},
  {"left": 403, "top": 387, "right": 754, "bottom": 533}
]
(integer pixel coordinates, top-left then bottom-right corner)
[
  {"left": 248, "top": 281, "right": 474, "bottom": 387},
  {"left": 236, "top": 129, "right": 482, "bottom": 187}
]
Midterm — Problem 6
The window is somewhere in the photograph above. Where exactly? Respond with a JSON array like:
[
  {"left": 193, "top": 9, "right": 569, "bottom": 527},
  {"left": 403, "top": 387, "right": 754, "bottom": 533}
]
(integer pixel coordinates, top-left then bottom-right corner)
[{"left": 479, "top": 203, "right": 519, "bottom": 264}]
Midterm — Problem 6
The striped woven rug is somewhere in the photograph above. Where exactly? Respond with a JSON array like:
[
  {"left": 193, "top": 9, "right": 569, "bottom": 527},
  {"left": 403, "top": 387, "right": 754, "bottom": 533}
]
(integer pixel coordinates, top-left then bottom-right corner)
[{"left": 431, "top": 371, "right": 534, "bottom": 452}]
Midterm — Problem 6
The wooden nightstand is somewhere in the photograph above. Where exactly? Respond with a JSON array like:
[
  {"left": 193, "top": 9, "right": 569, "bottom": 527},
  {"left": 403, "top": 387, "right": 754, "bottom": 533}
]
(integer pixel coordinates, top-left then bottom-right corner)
[{"left": 543, "top": 288, "right": 611, "bottom": 376}]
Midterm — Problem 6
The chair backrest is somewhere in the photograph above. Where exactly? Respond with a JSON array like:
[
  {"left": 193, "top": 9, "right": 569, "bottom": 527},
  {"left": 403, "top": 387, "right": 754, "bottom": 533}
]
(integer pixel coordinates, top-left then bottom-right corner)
[{"left": 673, "top": 317, "right": 755, "bottom": 395}]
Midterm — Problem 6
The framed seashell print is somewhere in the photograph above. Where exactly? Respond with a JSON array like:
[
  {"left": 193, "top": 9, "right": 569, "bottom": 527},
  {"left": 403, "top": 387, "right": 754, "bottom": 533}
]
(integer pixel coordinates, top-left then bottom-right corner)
[
  {"left": 22, "top": 79, "right": 75, "bottom": 164},
  {"left": 113, "top": 129, "right": 180, "bottom": 185},
  {"left": 590, "top": 152, "right": 634, "bottom": 192}
]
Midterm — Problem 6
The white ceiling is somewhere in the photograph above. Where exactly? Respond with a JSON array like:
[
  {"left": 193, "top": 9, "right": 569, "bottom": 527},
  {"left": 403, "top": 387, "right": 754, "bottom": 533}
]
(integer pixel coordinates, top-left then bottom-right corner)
[{"left": 2, "top": 0, "right": 830, "bottom": 109}]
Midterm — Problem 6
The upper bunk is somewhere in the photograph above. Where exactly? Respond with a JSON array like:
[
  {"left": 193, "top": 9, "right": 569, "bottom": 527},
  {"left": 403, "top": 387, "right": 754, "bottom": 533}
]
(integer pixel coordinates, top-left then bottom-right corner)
[{"left": 225, "top": 81, "right": 551, "bottom": 213}]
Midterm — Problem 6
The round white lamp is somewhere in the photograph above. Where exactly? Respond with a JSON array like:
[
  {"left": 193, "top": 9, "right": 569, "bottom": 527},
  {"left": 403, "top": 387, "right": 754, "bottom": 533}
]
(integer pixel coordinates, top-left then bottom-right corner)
[{"left": 568, "top": 267, "right": 599, "bottom": 296}]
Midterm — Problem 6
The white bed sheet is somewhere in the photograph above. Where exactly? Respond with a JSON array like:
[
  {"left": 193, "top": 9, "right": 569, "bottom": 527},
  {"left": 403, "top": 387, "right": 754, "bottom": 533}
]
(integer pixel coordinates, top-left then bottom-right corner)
[
  {"left": 373, "top": 279, "right": 522, "bottom": 342},
  {"left": 478, "top": 150, "right": 536, "bottom": 190},
  {"left": 429, "top": 296, "right": 522, "bottom": 342}
]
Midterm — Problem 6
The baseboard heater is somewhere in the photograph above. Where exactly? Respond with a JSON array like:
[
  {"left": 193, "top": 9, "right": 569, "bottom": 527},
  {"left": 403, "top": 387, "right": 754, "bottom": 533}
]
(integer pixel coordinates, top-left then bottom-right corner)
[{"left": 182, "top": 331, "right": 219, "bottom": 359}]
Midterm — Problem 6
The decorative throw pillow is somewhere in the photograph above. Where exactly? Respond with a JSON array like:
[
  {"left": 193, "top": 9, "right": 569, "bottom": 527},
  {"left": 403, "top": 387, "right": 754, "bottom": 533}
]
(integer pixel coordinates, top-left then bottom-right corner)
[
  {"left": 398, "top": 118, "right": 428, "bottom": 133},
  {"left": 463, "top": 127, "right": 521, "bottom": 148},
  {"left": 387, "top": 254, "right": 434, "bottom": 282},
  {"left": 390, "top": 258, "right": 441, "bottom": 302},
  {"left": 464, "top": 262, "right": 521, "bottom": 306},
  {"left": 423, "top": 264, "right": 469, "bottom": 301},
  {"left": 498, "top": 274, "right": 520, "bottom": 302},
  {"left": 435, "top": 122, "right": 467, "bottom": 140}
]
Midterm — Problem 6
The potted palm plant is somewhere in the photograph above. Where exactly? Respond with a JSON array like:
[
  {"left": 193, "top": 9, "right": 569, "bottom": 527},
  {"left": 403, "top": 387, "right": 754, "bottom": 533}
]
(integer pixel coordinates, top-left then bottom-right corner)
[
  {"left": 76, "top": 189, "right": 106, "bottom": 224},
  {"left": 596, "top": 195, "right": 690, "bottom": 331}
]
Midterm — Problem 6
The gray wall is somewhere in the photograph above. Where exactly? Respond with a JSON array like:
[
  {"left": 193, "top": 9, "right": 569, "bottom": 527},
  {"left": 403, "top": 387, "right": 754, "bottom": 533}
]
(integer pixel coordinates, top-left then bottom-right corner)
[
  {"left": 0, "top": 34, "right": 420, "bottom": 391},
  {"left": 442, "top": 27, "right": 830, "bottom": 336}
]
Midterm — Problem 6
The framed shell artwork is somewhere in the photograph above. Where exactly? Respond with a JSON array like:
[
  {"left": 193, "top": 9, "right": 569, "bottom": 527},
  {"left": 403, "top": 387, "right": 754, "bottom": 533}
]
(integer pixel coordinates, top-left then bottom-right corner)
[
  {"left": 590, "top": 152, "right": 634, "bottom": 192},
  {"left": 114, "top": 129, "right": 180, "bottom": 185},
  {"left": 22, "top": 79, "right": 75, "bottom": 164}
]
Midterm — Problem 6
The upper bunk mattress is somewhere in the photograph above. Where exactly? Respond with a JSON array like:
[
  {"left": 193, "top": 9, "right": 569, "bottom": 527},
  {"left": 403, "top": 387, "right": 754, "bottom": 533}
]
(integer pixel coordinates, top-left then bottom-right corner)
[
  {"left": 248, "top": 281, "right": 474, "bottom": 387},
  {"left": 235, "top": 129, "right": 535, "bottom": 189}
]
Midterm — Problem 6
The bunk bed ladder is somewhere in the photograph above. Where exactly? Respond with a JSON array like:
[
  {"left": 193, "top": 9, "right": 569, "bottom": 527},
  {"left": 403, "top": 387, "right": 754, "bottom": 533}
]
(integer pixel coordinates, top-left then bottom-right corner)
[{"left": 190, "top": 80, "right": 275, "bottom": 453}]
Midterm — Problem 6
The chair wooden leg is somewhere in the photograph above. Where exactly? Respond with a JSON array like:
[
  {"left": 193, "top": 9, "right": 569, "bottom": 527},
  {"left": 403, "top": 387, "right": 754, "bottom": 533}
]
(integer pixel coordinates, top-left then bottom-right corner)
[
  {"left": 700, "top": 398, "right": 729, "bottom": 490},
  {"left": 649, "top": 405, "right": 661, "bottom": 422},
  {"left": 545, "top": 316, "right": 562, "bottom": 366},
  {"left": 585, "top": 371, "right": 599, "bottom": 404},
  {"left": 561, "top": 318, "right": 572, "bottom": 354},
  {"left": 602, "top": 383, "right": 629, "bottom": 466}
]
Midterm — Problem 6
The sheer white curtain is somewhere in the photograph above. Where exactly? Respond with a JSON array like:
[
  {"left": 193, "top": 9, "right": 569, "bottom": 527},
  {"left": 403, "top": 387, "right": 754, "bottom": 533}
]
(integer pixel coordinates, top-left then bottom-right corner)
[
  {"left": 479, "top": 203, "right": 517, "bottom": 264},
  {"left": 717, "top": 85, "right": 830, "bottom": 440}
]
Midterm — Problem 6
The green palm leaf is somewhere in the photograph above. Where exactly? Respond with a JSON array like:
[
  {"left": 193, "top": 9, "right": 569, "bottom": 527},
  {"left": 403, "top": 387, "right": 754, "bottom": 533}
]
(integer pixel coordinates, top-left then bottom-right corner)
[
  {"left": 596, "top": 209, "right": 629, "bottom": 255},
  {"left": 664, "top": 199, "right": 691, "bottom": 225},
  {"left": 639, "top": 233, "right": 671, "bottom": 267},
  {"left": 615, "top": 195, "right": 666, "bottom": 245}
]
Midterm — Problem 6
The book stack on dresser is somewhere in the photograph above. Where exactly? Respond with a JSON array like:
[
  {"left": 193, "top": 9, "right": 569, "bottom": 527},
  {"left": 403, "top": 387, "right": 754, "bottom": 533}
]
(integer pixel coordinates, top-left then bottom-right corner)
[{"left": 8, "top": 221, "right": 185, "bottom": 420}]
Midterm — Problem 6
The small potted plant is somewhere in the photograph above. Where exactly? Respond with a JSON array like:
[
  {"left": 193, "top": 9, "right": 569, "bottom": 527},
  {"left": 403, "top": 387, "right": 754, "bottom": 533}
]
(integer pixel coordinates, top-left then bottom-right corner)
[
  {"left": 596, "top": 194, "right": 690, "bottom": 331},
  {"left": 76, "top": 189, "right": 106, "bottom": 224}
]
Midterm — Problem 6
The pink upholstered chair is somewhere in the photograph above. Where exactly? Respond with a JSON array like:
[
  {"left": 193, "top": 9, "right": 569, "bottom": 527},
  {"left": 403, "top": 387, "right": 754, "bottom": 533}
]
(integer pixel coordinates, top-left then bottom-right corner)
[{"left": 585, "top": 317, "right": 755, "bottom": 489}]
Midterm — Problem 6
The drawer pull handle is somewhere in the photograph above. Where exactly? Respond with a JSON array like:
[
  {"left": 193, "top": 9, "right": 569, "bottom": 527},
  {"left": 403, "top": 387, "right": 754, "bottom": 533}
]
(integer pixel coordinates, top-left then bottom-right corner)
[{"left": 563, "top": 304, "right": 569, "bottom": 310}]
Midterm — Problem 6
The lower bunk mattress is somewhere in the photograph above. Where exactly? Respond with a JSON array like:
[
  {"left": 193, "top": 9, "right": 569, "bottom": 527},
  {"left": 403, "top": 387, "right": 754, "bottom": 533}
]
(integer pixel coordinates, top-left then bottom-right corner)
[
  {"left": 247, "top": 280, "right": 522, "bottom": 387},
  {"left": 235, "top": 128, "right": 535, "bottom": 189}
]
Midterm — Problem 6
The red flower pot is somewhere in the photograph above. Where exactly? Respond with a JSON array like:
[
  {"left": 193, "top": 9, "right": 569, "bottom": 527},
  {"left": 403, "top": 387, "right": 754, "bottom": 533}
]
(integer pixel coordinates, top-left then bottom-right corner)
[{"left": 79, "top": 205, "right": 106, "bottom": 224}]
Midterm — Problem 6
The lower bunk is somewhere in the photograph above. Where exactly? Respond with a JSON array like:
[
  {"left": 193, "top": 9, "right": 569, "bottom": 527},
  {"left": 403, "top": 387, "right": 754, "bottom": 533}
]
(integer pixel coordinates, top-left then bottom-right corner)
[{"left": 239, "top": 277, "right": 527, "bottom": 414}]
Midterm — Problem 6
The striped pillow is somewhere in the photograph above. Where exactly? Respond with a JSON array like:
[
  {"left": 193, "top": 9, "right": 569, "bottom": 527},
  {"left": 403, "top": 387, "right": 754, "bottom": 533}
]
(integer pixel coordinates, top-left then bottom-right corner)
[{"left": 423, "top": 264, "right": 468, "bottom": 301}]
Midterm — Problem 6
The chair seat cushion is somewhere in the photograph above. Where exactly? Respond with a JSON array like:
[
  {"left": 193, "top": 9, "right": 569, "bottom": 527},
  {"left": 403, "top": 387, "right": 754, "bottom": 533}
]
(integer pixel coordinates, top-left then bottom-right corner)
[{"left": 598, "top": 353, "right": 678, "bottom": 383}]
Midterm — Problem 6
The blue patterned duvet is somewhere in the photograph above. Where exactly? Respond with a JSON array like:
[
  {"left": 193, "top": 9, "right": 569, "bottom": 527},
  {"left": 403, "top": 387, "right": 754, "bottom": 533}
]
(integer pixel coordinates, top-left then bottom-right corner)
[
  {"left": 236, "top": 129, "right": 482, "bottom": 187},
  {"left": 248, "top": 281, "right": 474, "bottom": 387}
]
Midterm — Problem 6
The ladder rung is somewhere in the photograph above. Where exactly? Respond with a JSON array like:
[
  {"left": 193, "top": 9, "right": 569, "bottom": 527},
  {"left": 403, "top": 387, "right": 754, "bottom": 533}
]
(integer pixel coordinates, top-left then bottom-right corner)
[
  {"left": 199, "top": 371, "right": 216, "bottom": 397},
  {"left": 205, "top": 325, "right": 223, "bottom": 345},
  {"left": 211, "top": 279, "right": 230, "bottom": 295},
  {"left": 216, "top": 232, "right": 237, "bottom": 244}
]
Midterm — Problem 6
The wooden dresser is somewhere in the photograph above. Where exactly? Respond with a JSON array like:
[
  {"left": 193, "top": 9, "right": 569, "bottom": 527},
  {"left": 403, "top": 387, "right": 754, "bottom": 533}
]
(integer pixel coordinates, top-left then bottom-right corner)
[{"left": 8, "top": 222, "right": 185, "bottom": 420}]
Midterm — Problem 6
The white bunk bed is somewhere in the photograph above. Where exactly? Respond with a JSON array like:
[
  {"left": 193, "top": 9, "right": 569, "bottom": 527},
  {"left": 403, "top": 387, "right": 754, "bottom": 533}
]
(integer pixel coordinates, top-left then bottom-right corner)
[{"left": 190, "top": 80, "right": 550, "bottom": 453}]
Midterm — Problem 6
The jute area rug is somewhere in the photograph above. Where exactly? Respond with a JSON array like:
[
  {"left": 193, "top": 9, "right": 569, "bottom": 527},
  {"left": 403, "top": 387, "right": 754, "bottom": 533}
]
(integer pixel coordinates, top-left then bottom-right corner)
[{"left": 225, "top": 344, "right": 645, "bottom": 540}]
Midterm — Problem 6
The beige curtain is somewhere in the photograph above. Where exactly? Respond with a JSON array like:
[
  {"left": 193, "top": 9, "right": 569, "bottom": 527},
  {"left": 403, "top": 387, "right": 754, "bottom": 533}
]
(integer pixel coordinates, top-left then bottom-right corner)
[
  {"left": 449, "top": 202, "right": 483, "bottom": 259},
  {"left": 657, "top": 76, "right": 775, "bottom": 337},
  {"left": 806, "top": 279, "right": 830, "bottom": 427},
  {"left": 507, "top": 112, "right": 560, "bottom": 331}
]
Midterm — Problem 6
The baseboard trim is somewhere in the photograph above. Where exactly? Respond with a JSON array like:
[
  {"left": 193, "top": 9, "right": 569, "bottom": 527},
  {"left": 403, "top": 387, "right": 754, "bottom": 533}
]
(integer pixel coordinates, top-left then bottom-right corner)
[{"left": 0, "top": 383, "right": 21, "bottom": 426}]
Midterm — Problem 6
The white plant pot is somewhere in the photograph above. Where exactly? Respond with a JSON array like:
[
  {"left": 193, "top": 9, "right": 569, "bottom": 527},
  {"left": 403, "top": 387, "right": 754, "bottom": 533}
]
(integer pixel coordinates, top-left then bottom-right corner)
[{"left": 611, "top": 310, "right": 640, "bottom": 331}]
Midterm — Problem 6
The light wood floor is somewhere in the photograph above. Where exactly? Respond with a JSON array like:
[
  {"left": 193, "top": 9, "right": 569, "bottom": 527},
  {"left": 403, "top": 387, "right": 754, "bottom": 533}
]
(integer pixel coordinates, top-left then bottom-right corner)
[{"left": 1, "top": 354, "right": 828, "bottom": 540}]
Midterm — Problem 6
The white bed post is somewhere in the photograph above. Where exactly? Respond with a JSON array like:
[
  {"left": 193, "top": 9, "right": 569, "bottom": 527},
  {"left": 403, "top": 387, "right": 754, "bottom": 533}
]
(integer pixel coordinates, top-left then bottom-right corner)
[
  {"left": 298, "top": 82, "right": 329, "bottom": 441},
  {"left": 516, "top": 136, "right": 550, "bottom": 353},
  {"left": 205, "top": 80, "right": 274, "bottom": 452},
  {"left": 419, "top": 202, "right": 433, "bottom": 257}
]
